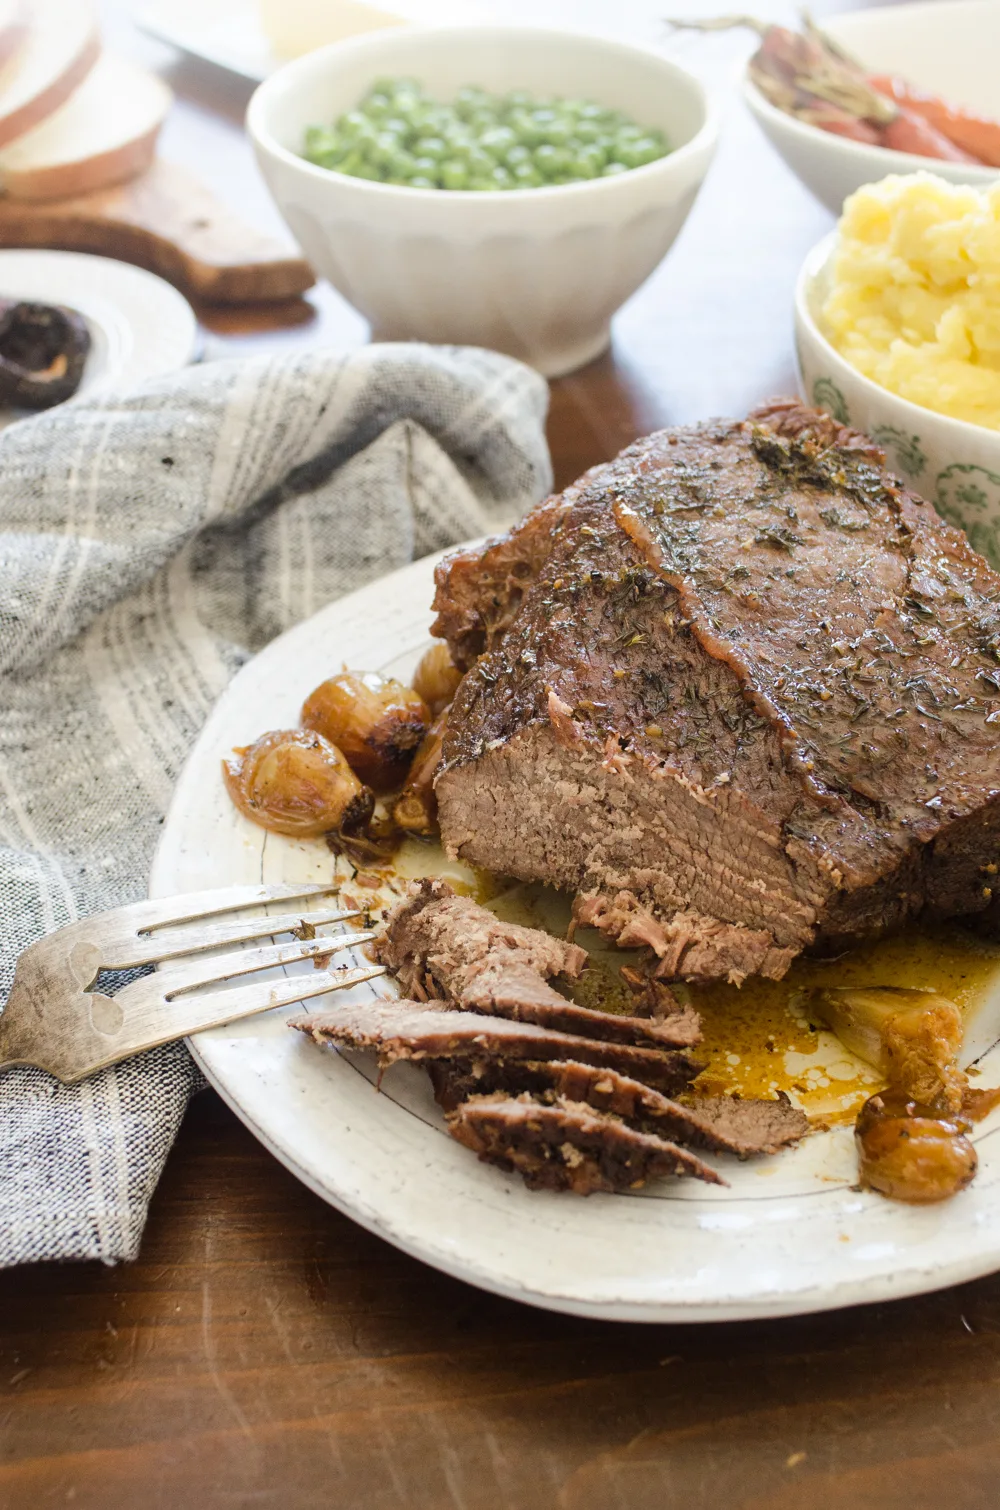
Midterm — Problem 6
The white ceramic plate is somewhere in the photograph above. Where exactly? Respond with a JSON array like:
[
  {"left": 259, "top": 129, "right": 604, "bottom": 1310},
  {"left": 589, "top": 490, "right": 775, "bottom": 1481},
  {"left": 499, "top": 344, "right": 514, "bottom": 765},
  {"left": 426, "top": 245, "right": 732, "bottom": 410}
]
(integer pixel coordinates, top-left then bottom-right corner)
[
  {"left": 0, "top": 250, "right": 199, "bottom": 426},
  {"left": 151, "top": 550, "right": 1000, "bottom": 1322}
]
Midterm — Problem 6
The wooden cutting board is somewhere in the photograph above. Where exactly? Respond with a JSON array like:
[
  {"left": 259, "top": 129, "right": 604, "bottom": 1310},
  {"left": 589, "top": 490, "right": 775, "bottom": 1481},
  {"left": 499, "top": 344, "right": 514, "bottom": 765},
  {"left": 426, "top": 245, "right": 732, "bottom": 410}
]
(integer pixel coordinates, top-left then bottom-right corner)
[{"left": 0, "top": 158, "right": 315, "bottom": 303}]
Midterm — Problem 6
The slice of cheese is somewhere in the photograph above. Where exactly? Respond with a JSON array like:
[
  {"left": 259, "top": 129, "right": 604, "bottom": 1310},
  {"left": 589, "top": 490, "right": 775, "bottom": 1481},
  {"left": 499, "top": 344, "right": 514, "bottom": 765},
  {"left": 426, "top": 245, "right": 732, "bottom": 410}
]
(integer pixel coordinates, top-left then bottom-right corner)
[
  {"left": 259, "top": 0, "right": 408, "bottom": 60},
  {"left": 0, "top": 0, "right": 99, "bottom": 149},
  {"left": 0, "top": 53, "right": 172, "bottom": 201}
]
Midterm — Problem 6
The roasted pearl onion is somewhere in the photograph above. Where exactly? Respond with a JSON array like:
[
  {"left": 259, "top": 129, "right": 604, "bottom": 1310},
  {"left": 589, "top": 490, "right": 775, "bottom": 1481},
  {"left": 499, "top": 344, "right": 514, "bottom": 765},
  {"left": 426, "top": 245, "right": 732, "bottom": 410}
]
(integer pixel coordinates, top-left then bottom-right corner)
[
  {"left": 301, "top": 671, "right": 429, "bottom": 791},
  {"left": 223, "top": 729, "right": 374, "bottom": 838}
]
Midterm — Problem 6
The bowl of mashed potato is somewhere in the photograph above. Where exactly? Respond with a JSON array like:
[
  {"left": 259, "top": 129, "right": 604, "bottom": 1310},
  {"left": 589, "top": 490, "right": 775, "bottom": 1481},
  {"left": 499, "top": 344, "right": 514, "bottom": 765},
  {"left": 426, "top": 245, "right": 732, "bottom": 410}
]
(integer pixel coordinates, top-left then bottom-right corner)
[{"left": 795, "top": 173, "right": 1000, "bottom": 566}]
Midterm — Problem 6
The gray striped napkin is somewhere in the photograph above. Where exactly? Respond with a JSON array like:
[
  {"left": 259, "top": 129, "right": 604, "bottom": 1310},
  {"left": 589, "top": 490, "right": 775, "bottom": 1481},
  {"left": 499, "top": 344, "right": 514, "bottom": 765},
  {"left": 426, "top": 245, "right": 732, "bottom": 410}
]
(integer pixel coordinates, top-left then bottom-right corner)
[{"left": 0, "top": 342, "right": 551, "bottom": 1267}]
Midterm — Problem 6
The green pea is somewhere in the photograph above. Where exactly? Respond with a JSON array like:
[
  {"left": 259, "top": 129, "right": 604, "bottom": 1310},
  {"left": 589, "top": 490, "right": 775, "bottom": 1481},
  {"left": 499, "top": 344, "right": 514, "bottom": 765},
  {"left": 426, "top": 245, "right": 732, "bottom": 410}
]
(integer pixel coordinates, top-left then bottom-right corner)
[
  {"left": 338, "top": 110, "right": 372, "bottom": 140},
  {"left": 464, "top": 147, "right": 496, "bottom": 178},
  {"left": 479, "top": 125, "right": 517, "bottom": 158},
  {"left": 568, "top": 148, "right": 603, "bottom": 179},
  {"left": 534, "top": 143, "right": 573, "bottom": 177},
  {"left": 440, "top": 159, "right": 469, "bottom": 190},
  {"left": 572, "top": 119, "right": 604, "bottom": 144},
  {"left": 304, "top": 125, "right": 338, "bottom": 155},
  {"left": 363, "top": 91, "right": 394, "bottom": 118},
  {"left": 414, "top": 136, "right": 448, "bottom": 161},
  {"left": 303, "top": 77, "right": 671, "bottom": 189},
  {"left": 616, "top": 135, "right": 665, "bottom": 168}
]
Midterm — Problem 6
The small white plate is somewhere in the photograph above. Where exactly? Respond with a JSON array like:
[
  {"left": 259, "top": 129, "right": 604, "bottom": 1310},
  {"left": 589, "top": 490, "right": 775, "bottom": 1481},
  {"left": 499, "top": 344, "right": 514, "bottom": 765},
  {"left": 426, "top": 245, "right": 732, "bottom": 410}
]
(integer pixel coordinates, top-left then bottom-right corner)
[
  {"left": 0, "top": 250, "right": 199, "bottom": 425},
  {"left": 151, "top": 550, "right": 1000, "bottom": 1323}
]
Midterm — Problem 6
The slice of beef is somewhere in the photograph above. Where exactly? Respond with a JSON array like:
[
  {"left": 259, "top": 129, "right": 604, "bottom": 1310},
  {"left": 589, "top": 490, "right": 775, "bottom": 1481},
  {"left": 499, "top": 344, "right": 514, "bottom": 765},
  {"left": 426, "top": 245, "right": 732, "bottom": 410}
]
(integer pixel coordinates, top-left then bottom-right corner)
[
  {"left": 431, "top": 401, "right": 1000, "bottom": 982},
  {"left": 428, "top": 1058, "right": 809, "bottom": 1156},
  {"left": 378, "top": 879, "right": 700, "bottom": 1047},
  {"left": 462, "top": 958, "right": 701, "bottom": 1047},
  {"left": 446, "top": 1093, "right": 725, "bottom": 1193},
  {"left": 375, "top": 878, "right": 587, "bottom": 998},
  {"left": 290, "top": 998, "right": 700, "bottom": 1094}
]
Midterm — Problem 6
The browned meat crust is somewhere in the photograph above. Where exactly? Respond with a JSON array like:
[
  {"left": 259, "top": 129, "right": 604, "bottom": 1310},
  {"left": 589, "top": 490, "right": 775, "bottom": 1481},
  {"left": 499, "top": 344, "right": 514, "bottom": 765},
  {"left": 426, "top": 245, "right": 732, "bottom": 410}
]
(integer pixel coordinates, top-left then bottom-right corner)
[
  {"left": 446, "top": 1093, "right": 726, "bottom": 1193},
  {"left": 432, "top": 402, "right": 1000, "bottom": 982},
  {"left": 428, "top": 1058, "right": 808, "bottom": 1157}
]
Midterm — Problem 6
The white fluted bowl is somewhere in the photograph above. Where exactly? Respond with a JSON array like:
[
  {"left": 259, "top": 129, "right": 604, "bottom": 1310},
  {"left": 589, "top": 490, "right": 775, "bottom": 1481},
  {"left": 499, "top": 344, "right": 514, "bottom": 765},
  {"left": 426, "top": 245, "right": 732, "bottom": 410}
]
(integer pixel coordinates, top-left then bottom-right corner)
[{"left": 247, "top": 26, "right": 717, "bottom": 376}]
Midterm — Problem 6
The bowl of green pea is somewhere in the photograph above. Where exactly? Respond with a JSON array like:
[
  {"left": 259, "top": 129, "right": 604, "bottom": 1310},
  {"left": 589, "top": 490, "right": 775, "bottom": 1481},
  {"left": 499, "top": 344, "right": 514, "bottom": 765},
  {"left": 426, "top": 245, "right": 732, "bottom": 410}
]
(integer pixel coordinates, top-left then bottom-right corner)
[{"left": 247, "top": 26, "right": 717, "bottom": 376}]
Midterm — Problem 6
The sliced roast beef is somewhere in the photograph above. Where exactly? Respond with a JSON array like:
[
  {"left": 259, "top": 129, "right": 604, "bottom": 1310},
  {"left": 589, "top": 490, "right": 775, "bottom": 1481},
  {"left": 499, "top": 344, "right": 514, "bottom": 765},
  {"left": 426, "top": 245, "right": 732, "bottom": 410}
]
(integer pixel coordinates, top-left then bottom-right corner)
[
  {"left": 431, "top": 401, "right": 1000, "bottom": 982},
  {"left": 290, "top": 998, "right": 700, "bottom": 1094},
  {"left": 378, "top": 879, "right": 700, "bottom": 1046},
  {"left": 375, "top": 878, "right": 587, "bottom": 998},
  {"left": 428, "top": 1058, "right": 808, "bottom": 1156},
  {"left": 446, "top": 1093, "right": 724, "bottom": 1193}
]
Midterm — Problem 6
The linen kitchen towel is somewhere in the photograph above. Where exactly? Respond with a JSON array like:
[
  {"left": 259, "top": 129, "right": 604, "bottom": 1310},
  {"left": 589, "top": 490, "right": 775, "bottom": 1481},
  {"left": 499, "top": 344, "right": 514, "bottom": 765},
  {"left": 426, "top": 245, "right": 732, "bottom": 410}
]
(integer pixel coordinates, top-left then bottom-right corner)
[{"left": 0, "top": 342, "right": 551, "bottom": 1266}]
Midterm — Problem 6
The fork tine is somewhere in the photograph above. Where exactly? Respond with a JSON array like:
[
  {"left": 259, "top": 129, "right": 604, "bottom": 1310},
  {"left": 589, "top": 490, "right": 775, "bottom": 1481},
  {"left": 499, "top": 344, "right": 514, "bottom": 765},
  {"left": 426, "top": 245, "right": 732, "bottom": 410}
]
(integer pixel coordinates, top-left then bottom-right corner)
[
  {"left": 102, "top": 907, "right": 366, "bottom": 969},
  {"left": 122, "top": 930, "right": 379, "bottom": 1001},
  {"left": 102, "top": 883, "right": 346, "bottom": 937}
]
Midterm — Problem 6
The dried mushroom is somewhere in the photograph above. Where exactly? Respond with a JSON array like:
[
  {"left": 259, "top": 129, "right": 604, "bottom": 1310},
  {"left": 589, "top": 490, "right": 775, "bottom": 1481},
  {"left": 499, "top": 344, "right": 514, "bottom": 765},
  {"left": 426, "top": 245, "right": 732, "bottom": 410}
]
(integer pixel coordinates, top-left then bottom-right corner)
[{"left": 0, "top": 301, "right": 90, "bottom": 410}]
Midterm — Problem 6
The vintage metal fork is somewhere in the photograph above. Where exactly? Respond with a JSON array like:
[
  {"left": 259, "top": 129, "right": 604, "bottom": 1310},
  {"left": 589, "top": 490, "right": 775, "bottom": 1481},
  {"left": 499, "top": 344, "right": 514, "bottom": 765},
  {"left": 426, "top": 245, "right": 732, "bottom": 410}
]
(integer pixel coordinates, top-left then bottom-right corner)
[{"left": 1, "top": 883, "right": 385, "bottom": 1083}]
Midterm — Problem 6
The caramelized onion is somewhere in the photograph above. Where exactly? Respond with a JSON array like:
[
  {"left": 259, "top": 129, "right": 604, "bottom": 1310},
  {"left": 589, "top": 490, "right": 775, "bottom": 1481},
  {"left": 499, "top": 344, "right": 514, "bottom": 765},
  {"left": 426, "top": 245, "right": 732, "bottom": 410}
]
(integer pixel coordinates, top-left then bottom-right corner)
[
  {"left": 393, "top": 708, "right": 448, "bottom": 835},
  {"left": 223, "top": 729, "right": 373, "bottom": 838},
  {"left": 301, "top": 671, "right": 429, "bottom": 791},
  {"left": 411, "top": 642, "right": 463, "bottom": 717},
  {"left": 855, "top": 1090, "right": 977, "bottom": 1204}
]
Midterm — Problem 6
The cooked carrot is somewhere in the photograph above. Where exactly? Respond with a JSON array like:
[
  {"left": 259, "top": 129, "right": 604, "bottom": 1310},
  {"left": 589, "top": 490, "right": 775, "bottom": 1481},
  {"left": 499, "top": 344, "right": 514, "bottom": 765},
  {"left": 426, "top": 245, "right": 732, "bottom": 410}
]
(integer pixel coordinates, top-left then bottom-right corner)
[
  {"left": 813, "top": 113, "right": 881, "bottom": 145},
  {"left": 871, "top": 75, "right": 1000, "bottom": 166},
  {"left": 880, "top": 105, "right": 984, "bottom": 164}
]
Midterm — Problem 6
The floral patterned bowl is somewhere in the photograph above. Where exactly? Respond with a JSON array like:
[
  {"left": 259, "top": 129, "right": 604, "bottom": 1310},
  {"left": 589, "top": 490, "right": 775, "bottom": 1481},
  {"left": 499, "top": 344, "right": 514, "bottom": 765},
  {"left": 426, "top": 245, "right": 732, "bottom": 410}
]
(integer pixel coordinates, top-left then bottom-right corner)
[{"left": 794, "top": 233, "right": 1000, "bottom": 568}]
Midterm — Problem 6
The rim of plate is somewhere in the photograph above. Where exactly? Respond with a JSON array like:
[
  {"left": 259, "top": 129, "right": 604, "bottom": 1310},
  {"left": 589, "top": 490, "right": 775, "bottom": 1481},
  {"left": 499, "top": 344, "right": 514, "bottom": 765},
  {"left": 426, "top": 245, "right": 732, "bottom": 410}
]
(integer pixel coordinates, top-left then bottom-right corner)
[{"left": 151, "top": 549, "right": 1000, "bottom": 1322}]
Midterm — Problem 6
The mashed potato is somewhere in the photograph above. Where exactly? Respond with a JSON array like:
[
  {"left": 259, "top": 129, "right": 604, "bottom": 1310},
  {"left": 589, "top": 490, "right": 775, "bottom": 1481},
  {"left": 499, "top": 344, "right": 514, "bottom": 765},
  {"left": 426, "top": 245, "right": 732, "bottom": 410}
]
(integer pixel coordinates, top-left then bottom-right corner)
[{"left": 822, "top": 173, "right": 1000, "bottom": 431}]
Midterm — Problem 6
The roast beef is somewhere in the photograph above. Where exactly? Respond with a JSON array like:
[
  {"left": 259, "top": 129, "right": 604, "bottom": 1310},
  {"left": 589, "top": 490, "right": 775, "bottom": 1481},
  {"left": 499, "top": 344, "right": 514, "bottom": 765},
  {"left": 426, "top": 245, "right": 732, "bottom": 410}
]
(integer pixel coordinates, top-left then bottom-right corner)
[
  {"left": 428, "top": 1059, "right": 808, "bottom": 1157},
  {"left": 290, "top": 998, "right": 701, "bottom": 1094},
  {"left": 376, "top": 879, "right": 700, "bottom": 1047},
  {"left": 446, "top": 1093, "right": 725, "bottom": 1193},
  {"left": 432, "top": 400, "right": 1000, "bottom": 983}
]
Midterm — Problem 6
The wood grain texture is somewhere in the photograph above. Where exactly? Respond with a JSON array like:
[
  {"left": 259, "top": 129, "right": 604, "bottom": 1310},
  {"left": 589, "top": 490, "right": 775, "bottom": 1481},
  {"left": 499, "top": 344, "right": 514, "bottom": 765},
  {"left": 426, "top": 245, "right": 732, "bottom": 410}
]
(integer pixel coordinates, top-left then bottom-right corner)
[
  {"left": 2, "top": 1092, "right": 1000, "bottom": 1510},
  {"left": 4, "top": 1, "right": 984, "bottom": 1506},
  {"left": 0, "top": 159, "right": 315, "bottom": 302}
]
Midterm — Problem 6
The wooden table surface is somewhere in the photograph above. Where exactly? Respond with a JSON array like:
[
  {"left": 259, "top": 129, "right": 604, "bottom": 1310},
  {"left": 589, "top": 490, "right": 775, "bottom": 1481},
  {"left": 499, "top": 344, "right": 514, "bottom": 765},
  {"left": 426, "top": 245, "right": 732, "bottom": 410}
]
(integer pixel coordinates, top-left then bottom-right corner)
[{"left": 6, "top": 3, "right": 1000, "bottom": 1507}]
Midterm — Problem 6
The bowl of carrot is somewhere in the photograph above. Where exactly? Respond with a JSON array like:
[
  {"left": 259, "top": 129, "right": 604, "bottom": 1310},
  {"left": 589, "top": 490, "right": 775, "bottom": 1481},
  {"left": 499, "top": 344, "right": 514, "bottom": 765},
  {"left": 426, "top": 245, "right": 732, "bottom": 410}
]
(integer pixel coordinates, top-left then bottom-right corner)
[{"left": 730, "top": 0, "right": 999, "bottom": 213}]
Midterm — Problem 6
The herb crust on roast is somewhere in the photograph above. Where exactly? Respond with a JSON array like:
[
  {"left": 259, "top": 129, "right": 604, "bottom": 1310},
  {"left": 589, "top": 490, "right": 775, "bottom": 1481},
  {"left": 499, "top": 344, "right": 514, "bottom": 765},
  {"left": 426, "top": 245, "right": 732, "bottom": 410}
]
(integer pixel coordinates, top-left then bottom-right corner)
[{"left": 430, "top": 401, "right": 1000, "bottom": 983}]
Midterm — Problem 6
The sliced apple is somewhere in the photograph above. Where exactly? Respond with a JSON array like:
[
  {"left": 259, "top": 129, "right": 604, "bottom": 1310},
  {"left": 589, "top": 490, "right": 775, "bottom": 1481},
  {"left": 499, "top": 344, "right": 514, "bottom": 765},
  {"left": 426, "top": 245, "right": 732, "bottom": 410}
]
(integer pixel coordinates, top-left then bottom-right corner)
[
  {"left": 0, "top": 0, "right": 99, "bottom": 150},
  {"left": 0, "top": 54, "right": 172, "bottom": 201}
]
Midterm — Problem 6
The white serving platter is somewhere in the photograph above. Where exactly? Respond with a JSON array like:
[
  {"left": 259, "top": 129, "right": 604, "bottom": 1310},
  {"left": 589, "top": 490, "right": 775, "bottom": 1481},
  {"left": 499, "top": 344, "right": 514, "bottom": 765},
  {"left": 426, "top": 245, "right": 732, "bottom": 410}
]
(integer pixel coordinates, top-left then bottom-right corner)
[{"left": 151, "top": 548, "right": 1000, "bottom": 1322}]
